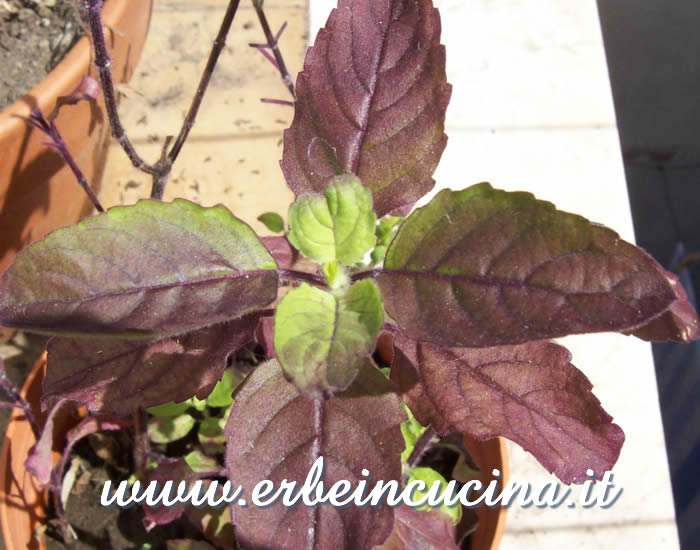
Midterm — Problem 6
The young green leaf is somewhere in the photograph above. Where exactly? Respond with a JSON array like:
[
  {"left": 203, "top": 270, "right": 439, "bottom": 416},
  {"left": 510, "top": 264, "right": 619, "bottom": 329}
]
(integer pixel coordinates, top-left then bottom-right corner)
[
  {"left": 205, "top": 369, "right": 240, "bottom": 408},
  {"left": 184, "top": 449, "right": 219, "bottom": 474},
  {"left": 407, "top": 467, "right": 462, "bottom": 525},
  {"left": 147, "top": 413, "right": 196, "bottom": 444},
  {"left": 198, "top": 416, "right": 226, "bottom": 454},
  {"left": 391, "top": 334, "right": 625, "bottom": 484},
  {"left": 0, "top": 199, "right": 278, "bottom": 339},
  {"left": 146, "top": 401, "right": 191, "bottom": 418},
  {"left": 378, "top": 183, "right": 678, "bottom": 347},
  {"left": 273, "top": 280, "right": 383, "bottom": 395},
  {"left": 372, "top": 215, "right": 403, "bottom": 264},
  {"left": 287, "top": 174, "right": 377, "bottom": 265},
  {"left": 225, "top": 359, "right": 406, "bottom": 550},
  {"left": 281, "top": 0, "right": 451, "bottom": 216},
  {"left": 42, "top": 315, "right": 258, "bottom": 415},
  {"left": 257, "top": 212, "right": 286, "bottom": 233}
]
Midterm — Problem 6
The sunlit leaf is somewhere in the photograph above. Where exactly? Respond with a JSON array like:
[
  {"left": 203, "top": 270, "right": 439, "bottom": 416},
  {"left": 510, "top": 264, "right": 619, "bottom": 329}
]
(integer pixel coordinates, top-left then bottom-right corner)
[
  {"left": 378, "top": 184, "right": 677, "bottom": 347},
  {"left": 281, "top": 0, "right": 451, "bottom": 216},
  {"left": 273, "top": 280, "right": 383, "bottom": 395},
  {"left": 225, "top": 360, "right": 406, "bottom": 550},
  {"left": 0, "top": 199, "right": 278, "bottom": 339},
  {"left": 288, "top": 174, "right": 376, "bottom": 265},
  {"left": 391, "top": 334, "right": 624, "bottom": 484}
]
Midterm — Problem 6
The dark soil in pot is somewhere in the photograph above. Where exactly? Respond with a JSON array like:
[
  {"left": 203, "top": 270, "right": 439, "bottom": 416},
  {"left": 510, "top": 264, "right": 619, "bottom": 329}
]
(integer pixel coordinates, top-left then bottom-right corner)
[{"left": 0, "top": 0, "right": 83, "bottom": 110}]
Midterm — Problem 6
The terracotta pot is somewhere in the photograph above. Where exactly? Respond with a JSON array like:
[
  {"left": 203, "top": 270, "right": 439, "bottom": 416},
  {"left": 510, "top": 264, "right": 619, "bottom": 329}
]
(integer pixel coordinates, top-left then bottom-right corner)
[
  {"left": 0, "top": 0, "right": 153, "bottom": 284},
  {"left": 463, "top": 436, "right": 508, "bottom": 550},
  {"left": 0, "top": 353, "right": 77, "bottom": 550}
]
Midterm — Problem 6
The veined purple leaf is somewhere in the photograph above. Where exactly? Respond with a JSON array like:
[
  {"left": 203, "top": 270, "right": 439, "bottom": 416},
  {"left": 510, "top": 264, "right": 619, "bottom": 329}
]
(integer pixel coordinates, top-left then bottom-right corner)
[
  {"left": 378, "top": 183, "right": 677, "bottom": 347},
  {"left": 42, "top": 315, "right": 258, "bottom": 415},
  {"left": 0, "top": 199, "right": 278, "bottom": 339},
  {"left": 628, "top": 269, "right": 700, "bottom": 342},
  {"left": 225, "top": 360, "right": 406, "bottom": 550},
  {"left": 376, "top": 506, "right": 459, "bottom": 550},
  {"left": 391, "top": 334, "right": 624, "bottom": 484},
  {"left": 281, "top": 0, "right": 451, "bottom": 216},
  {"left": 143, "top": 457, "right": 191, "bottom": 531}
]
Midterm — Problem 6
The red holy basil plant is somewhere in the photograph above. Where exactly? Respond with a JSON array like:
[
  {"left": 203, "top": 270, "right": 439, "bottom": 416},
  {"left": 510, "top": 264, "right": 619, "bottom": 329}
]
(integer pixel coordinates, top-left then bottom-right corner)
[{"left": 0, "top": 0, "right": 698, "bottom": 548}]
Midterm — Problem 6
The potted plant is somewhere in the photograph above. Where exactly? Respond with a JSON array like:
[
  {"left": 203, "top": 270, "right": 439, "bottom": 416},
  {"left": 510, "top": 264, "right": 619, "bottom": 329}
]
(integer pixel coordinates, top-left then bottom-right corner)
[
  {"left": 0, "top": 0, "right": 153, "bottom": 307},
  {"left": 0, "top": 0, "right": 698, "bottom": 549}
]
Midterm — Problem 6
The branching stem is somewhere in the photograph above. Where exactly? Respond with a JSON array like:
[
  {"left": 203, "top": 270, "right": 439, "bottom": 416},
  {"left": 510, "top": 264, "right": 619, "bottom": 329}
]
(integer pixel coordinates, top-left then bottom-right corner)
[{"left": 252, "top": 0, "right": 296, "bottom": 99}]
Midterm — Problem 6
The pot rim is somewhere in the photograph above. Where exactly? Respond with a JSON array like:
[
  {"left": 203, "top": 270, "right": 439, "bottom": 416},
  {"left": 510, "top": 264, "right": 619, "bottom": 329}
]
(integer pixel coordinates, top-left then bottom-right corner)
[{"left": 0, "top": 0, "right": 132, "bottom": 134}]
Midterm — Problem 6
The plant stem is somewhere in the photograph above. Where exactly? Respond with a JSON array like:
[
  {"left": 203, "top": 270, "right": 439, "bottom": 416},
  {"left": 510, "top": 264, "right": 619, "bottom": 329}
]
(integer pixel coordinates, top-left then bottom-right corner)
[
  {"left": 252, "top": 0, "right": 296, "bottom": 99},
  {"left": 406, "top": 426, "right": 437, "bottom": 472},
  {"left": 46, "top": 120, "right": 105, "bottom": 213},
  {"left": 351, "top": 269, "right": 380, "bottom": 282},
  {"left": 0, "top": 358, "right": 39, "bottom": 439},
  {"left": 168, "top": 0, "right": 242, "bottom": 164},
  {"left": 133, "top": 409, "right": 148, "bottom": 480},
  {"left": 278, "top": 268, "right": 326, "bottom": 287},
  {"left": 84, "top": 0, "right": 156, "bottom": 175}
]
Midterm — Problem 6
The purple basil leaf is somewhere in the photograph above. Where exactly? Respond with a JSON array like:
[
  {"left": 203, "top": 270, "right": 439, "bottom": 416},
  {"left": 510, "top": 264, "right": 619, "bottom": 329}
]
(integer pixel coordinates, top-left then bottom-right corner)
[
  {"left": 143, "top": 457, "right": 192, "bottom": 531},
  {"left": 57, "top": 415, "right": 129, "bottom": 495},
  {"left": 391, "top": 334, "right": 624, "bottom": 484},
  {"left": 0, "top": 199, "right": 278, "bottom": 339},
  {"left": 25, "top": 399, "right": 73, "bottom": 487},
  {"left": 378, "top": 184, "right": 678, "bottom": 347},
  {"left": 261, "top": 235, "right": 298, "bottom": 270},
  {"left": 281, "top": 0, "right": 452, "bottom": 216},
  {"left": 628, "top": 268, "right": 700, "bottom": 342},
  {"left": 376, "top": 506, "right": 459, "bottom": 550},
  {"left": 225, "top": 359, "right": 406, "bottom": 550},
  {"left": 42, "top": 315, "right": 258, "bottom": 415}
]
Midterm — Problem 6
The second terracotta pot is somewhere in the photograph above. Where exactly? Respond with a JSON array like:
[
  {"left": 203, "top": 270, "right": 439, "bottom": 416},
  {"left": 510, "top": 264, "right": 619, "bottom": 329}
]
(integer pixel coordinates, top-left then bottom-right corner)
[{"left": 0, "top": 0, "right": 153, "bottom": 283}]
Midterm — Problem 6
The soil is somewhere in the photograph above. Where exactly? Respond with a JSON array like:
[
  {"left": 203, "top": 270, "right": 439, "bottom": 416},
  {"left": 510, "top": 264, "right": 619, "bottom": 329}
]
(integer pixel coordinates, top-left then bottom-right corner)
[{"left": 0, "top": 0, "right": 84, "bottom": 110}]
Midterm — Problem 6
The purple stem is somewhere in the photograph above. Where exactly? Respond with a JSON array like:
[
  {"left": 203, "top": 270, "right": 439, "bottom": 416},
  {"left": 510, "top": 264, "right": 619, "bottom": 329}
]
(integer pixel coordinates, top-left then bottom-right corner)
[
  {"left": 0, "top": 358, "right": 39, "bottom": 439},
  {"left": 404, "top": 426, "right": 437, "bottom": 478},
  {"left": 278, "top": 268, "right": 326, "bottom": 287},
  {"left": 84, "top": 0, "right": 243, "bottom": 200},
  {"left": 261, "top": 98, "right": 295, "bottom": 107},
  {"left": 85, "top": 0, "right": 156, "bottom": 175},
  {"left": 252, "top": 0, "right": 296, "bottom": 99},
  {"left": 26, "top": 111, "right": 104, "bottom": 213},
  {"left": 167, "top": 0, "right": 242, "bottom": 166},
  {"left": 351, "top": 269, "right": 380, "bottom": 282}
]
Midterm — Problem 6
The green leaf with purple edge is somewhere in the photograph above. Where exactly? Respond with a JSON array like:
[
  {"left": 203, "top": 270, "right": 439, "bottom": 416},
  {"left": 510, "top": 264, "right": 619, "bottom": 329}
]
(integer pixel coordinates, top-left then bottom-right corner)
[
  {"left": 42, "top": 315, "right": 258, "bottom": 415},
  {"left": 224, "top": 359, "right": 406, "bottom": 550},
  {"left": 0, "top": 199, "right": 278, "bottom": 339},
  {"left": 273, "top": 280, "right": 384, "bottom": 396},
  {"left": 391, "top": 334, "right": 625, "bottom": 484},
  {"left": 378, "top": 183, "right": 678, "bottom": 347},
  {"left": 281, "top": 0, "right": 451, "bottom": 217}
]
